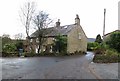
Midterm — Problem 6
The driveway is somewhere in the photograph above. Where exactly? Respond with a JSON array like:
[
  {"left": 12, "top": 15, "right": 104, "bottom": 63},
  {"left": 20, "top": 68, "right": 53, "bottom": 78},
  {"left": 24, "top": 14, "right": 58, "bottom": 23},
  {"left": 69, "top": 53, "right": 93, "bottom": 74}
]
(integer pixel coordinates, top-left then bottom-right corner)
[
  {"left": 89, "top": 63, "right": 118, "bottom": 79},
  {"left": 2, "top": 57, "right": 65, "bottom": 79},
  {"left": 1, "top": 52, "right": 118, "bottom": 80}
]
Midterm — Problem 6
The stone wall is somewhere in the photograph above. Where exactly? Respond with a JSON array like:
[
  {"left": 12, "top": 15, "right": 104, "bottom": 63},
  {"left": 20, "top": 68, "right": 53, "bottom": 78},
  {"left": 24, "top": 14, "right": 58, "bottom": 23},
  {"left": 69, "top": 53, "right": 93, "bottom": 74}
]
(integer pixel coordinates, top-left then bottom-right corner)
[
  {"left": 67, "top": 25, "right": 87, "bottom": 53},
  {"left": 28, "top": 37, "right": 54, "bottom": 53}
]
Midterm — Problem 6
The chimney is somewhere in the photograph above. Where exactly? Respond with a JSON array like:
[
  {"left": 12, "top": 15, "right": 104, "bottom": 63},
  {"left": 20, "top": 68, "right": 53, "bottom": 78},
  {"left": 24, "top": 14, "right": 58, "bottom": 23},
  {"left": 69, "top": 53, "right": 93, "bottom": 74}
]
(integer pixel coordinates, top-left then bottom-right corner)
[
  {"left": 75, "top": 14, "right": 80, "bottom": 25},
  {"left": 56, "top": 19, "right": 60, "bottom": 27}
]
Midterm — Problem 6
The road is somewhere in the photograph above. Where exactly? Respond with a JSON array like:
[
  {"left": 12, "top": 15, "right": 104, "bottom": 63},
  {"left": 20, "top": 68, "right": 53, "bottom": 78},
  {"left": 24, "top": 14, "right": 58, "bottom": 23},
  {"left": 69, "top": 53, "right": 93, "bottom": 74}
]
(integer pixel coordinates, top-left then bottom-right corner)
[{"left": 1, "top": 52, "right": 102, "bottom": 80}]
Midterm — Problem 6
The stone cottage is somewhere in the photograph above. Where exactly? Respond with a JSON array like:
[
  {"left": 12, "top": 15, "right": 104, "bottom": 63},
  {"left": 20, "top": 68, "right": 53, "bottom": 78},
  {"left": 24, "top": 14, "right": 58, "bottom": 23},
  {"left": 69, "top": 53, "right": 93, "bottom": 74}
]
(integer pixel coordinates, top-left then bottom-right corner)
[
  {"left": 103, "top": 30, "right": 120, "bottom": 41},
  {"left": 25, "top": 15, "right": 87, "bottom": 53}
]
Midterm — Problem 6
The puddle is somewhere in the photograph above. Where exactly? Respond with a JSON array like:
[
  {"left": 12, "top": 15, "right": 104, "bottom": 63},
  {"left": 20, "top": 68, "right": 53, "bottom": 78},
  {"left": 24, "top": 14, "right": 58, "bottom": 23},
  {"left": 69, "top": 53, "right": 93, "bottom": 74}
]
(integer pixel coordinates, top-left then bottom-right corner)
[{"left": 85, "top": 52, "right": 95, "bottom": 61}]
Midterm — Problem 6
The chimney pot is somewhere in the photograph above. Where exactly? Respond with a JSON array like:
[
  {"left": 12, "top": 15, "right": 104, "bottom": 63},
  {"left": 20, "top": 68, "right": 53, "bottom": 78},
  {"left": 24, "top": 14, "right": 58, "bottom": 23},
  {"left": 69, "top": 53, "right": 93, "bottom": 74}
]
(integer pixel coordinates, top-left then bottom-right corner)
[
  {"left": 56, "top": 19, "right": 60, "bottom": 27},
  {"left": 75, "top": 14, "right": 80, "bottom": 25}
]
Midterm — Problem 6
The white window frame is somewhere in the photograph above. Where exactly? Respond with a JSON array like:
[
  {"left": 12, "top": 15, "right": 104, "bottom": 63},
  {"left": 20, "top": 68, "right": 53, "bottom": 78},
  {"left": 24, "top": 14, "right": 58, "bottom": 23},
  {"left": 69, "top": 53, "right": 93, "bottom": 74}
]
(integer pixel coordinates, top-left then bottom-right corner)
[
  {"left": 78, "top": 33, "right": 81, "bottom": 39},
  {"left": 52, "top": 38, "right": 56, "bottom": 41},
  {"left": 36, "top": 38, "right": 39, "bottom": 43},
  {"left": 30, "top": 39, "right": 33, "bottom": 42}
]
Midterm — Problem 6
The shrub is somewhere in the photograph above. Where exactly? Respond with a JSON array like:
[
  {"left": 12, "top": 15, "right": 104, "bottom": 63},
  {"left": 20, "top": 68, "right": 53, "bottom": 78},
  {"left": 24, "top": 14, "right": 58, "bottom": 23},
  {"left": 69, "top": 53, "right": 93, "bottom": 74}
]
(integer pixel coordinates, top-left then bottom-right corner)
[
  {"left": 105, "top": 49, "right": 118, "bottom": 56},
  {"left": 94, "top": 43, "right": 108, "bottom": 54},
  {"left": 31, "top": 51, "right": 86, "bottom": 57},
  {"left": 87, "top": 42, "right": 100, "bottom": 51},
  {"left": 3, "top": 43, "right": 16, "bottom": 53},
  {"left": 93, "top": 49, "right": 119, "bottom": 63},
  {"left": 2, "top": 52, "right": 18, "bottom": 57},
  {"left": 106, "top": 32, "right": 120, "bottom": 52},
  {"left": 15, "top": 41, "right": 24, "bottom": 51},
  {"left": 95, "top": 34, "right": 103, "bottom": 44},
  {"left": 53, "top": 35, "right": 67, "bottom": 53},
  {"left": 24, "top": 52, "right": 35, "bottom": 57}
]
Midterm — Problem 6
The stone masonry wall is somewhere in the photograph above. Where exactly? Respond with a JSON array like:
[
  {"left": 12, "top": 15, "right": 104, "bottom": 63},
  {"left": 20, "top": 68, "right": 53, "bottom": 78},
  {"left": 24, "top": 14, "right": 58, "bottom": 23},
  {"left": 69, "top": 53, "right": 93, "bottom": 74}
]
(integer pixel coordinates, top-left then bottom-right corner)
[{"left": 67, "top": 25, "right": 87, "bottom": 53}]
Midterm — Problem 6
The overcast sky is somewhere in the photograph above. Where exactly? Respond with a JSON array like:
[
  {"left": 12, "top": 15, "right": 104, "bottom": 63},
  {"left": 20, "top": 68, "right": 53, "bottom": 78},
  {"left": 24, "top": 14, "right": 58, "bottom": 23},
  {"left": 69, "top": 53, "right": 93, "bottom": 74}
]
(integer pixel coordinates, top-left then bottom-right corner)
[{"left": 0, "top": 0, "right": 119, "bottom": 39}]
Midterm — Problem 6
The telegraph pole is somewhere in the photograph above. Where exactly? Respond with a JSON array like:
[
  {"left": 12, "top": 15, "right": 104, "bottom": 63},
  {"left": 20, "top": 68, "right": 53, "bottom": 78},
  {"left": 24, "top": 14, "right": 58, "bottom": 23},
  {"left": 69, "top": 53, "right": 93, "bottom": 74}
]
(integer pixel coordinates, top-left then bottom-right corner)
[{"left": 103, "top": 8, "right": 106, "bottom": 39}]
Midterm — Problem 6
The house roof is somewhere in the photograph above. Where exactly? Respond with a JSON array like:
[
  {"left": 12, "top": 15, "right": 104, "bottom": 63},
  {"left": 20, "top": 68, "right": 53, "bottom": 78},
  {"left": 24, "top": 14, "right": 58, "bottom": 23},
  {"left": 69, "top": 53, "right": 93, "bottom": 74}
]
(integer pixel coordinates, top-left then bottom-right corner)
[
  {"left": 30, "top": 24, "right": 75, "bottom": 38},
  {"left": 104, "top": 30, "right": 120, "bottom": 36}
]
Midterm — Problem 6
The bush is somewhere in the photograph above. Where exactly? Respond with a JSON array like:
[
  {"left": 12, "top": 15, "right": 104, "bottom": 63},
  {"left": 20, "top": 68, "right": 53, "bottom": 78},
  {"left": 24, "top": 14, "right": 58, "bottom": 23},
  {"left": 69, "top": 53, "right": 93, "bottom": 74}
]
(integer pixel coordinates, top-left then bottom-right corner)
[
  {"left": 105, "top": 49, "right": 118, "bottom": 56},
  {"left": 15, "top": 41, "right": 24, "bottom": 51},
  {"left": 94, "top": 54, "right": 118, "bottom": 63},
  {"left": 87, "top": 42, "right": 100, "bottom": 51},
  {"left": 24, "top": 52, "right": 35, "bottom": 57},
  {"left": 27, "top": 51, "right": 86, "bottom": 57},
  {"left": 93, "top": 49, "right": 119, "bottom": 63},
  {"left": 94, "top": 49, "right": 105, "bottom": 54},
  {"left": 106, "top": 32, "right": 120, "bottom": 52},
  {"left": 94, "top": 43, "right": 108, "bottom": 54},
  {"left": 2, "top": 52, "right": 18, "bottom": 57},
  {"left": 3, "top": 43, "right": 16, "bottom": 54},
  {"left": 95, "top": 34, "right": 103, "bottom": 43},
  {"left": 53, "top": 35, "right": 67, "bottom": 53}
]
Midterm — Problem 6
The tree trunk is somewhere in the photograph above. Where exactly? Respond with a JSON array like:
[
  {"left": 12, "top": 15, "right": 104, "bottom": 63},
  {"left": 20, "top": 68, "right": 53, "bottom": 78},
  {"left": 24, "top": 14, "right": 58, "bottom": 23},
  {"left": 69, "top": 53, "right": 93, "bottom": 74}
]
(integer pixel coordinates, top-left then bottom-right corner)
[
  {"left": 37, "top": 45, "right": 40, "bottom": 53},
  {"left": 37, "top": 36, "right": 42, "bottom": 53},
  {"left": 27, "top": 37, "right": 34, "bottom": 53}
]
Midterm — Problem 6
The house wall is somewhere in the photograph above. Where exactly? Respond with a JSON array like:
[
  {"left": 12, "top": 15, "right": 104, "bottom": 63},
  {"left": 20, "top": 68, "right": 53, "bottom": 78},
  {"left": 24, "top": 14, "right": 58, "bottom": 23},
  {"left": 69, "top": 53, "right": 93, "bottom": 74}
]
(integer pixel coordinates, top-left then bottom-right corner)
[
  {"left": 32, "top": 38, "right": 37, "bottom": 52},
  {"left": 46, "top": 37, "right": 54, "bottom": 45},
  {"left": 41, "top": 37, "right": 54, "bottom": 52},
  {"left": 29, "top": 37, "right": 54, "bottom": 53},
  {"left": 23, "top": 38, "right": 31, "bottom": 53},
  {"left": 67, "top": 25, "right": 87, "bottom": 53},
  {"left": 25, "top": 26, "right": 87, "bottom": 54},
  {"left": 103, "top": 35, "right": 110, "bottom": 42},
  {"left": 103, "top": 30, "right": 120, "bottom": 42}
]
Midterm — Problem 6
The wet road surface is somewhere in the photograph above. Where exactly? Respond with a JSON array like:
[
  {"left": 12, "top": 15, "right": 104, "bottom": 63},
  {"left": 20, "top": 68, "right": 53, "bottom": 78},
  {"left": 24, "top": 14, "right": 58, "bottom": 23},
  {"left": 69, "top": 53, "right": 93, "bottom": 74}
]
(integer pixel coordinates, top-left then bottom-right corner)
[{"left": 1, "top": 52, "right": 99, "bottom": 79}]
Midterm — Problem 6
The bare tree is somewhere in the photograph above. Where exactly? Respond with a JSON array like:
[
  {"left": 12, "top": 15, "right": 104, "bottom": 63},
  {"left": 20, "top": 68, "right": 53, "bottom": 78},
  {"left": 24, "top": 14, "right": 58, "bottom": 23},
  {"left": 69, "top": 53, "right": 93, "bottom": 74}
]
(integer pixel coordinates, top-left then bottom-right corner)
[
  {"left": 2, "top": 34, "right": 11, "bottom": 47},
  {"left": 20, "top": 2, "right": 35, "bottom": 52},
  {"left": 2, "top": 34, "right": 10, "bottom": 38},
  {"left": 14, "top": 33, "right": 25, "bottom": 40},
  {"left": 33, "top": 11, "right": 52, "bottom": 53}
]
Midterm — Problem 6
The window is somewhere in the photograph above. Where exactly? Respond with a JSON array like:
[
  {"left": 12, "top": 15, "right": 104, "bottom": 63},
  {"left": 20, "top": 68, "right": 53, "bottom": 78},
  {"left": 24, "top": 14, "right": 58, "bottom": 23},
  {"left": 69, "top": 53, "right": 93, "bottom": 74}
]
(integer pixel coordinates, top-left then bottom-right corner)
[
  {"left": 30, "top": 39, "right": 33, "bottom": 42},
  {"left": 78, "top": 33, "right": 81, "bottom": 39},
  {"left": 50, "top": 45, "right": 52, "bottom": 53},
  {"left": 64, "top": 26, "right": 67, "bottom": 29},
  {"left": 52, "top": 38, "right": 56, "bottom": 41},
  {"left": 36, "top": 38, "right": 39, "bottom": 43}
]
